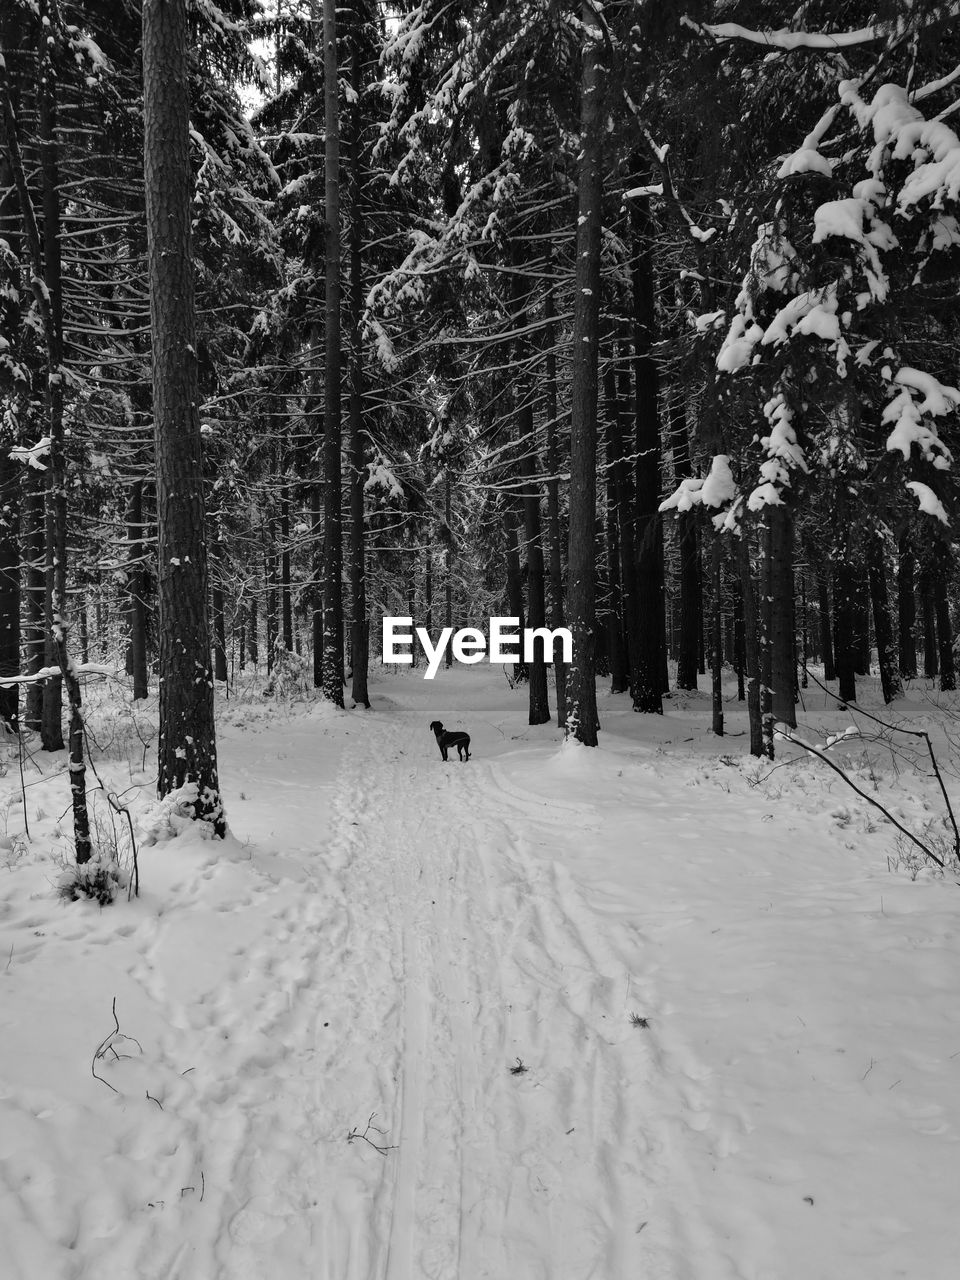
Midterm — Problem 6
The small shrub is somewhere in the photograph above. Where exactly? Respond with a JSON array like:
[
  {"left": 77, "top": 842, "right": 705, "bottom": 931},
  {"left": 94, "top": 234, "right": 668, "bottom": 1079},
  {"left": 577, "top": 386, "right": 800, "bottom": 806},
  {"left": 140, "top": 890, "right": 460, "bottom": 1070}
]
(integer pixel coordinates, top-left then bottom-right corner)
[{"left": 58, "top": 854, "right": 125, "bottom": 906}]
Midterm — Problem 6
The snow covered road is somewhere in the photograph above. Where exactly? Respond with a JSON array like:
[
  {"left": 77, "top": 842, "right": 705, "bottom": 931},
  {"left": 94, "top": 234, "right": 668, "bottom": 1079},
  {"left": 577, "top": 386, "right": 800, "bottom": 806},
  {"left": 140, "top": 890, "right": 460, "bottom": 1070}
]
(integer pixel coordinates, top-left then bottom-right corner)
[{"left": 2, "top": 667, "right": 960, "bottom": 1278}]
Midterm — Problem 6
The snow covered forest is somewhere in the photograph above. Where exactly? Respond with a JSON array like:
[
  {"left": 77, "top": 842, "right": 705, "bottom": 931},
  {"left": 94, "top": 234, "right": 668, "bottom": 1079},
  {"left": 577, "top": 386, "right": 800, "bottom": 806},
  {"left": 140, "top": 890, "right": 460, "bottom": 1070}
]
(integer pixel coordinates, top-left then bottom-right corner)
[{"left": 2, "top": 1, "right": 960, "bottom": 1277}]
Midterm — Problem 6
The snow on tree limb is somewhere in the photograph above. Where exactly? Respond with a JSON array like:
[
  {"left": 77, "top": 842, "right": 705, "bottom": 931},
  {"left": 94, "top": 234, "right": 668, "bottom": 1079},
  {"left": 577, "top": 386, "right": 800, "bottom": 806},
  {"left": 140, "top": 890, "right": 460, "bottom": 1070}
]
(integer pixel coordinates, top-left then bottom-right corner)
[
  {"left": 905, "top": 481, "right": 950, "bottom": 524},
  {"left": 680, "top": 15, "right": 890, "bottom": 50}
]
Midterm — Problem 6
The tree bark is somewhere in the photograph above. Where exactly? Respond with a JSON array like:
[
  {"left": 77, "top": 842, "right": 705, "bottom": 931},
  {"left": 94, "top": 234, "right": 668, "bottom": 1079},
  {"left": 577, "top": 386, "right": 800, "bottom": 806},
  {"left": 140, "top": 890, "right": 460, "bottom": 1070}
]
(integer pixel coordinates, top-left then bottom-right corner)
[
  {"left": 542, "top": 257, "right": 566, "bottom": 724},
  {"left": 816, "top": 564, "right": 835, "bottom": 681},
  {"left": 834, "top": 558, "right": 858, "bottom": 704},
  {"left": 127, "top": 480, "right": 149, "bottom": 699},
  {"left": 738, "top": 525, "right": 764, "bottom": 757},
  {"left": 519, "top": 396, "right": 550, "bottom": 722},
  {"left": 322, "top": 0, "right": 345, "bottom": 704},
  {"left": 897, "top": 534, "right": 917, "bottom": 679},
  {"left": 0, "top": 140, "right": 21, "bottom": 733},
  {"left": 143, "top": 0, "right": 224, "bottom": 832},
  {"left": 769, "top": 504, "right": 796, "bottom": 727},
  {"left": 711, "top": 535, "right": 723, "bottom": 736},
  {"left": 867, "top": 535, "right": 903, "bottom": 704},
  {"left": 38, "top": 18, "right": 65, "bottom": 752},
  {"left": 671, "top": 391, "right": 699, "bottom": 690},
  {"left": 759, "top": 513, "right": 775, "bottom": 756},
  {"left": 920, "top": 571, "right": 938, "bottom": 678},
  {"left": 631, "top": 196, "right": 663, "bottom": 715},
  {"left": 0, "top": 446, "right": 19, "bottom": 733},
  {"left": 933, "top": 558, "right": 956, "bottom": 692},
  {"left": 503, "top": 501, "right": 527, "bottom": 682},
  {"left": 348, "top": 41, "right": 369, "bottom": 709},
  {"left": 564, "top": 2, "right": 604, "bottom": 744}
]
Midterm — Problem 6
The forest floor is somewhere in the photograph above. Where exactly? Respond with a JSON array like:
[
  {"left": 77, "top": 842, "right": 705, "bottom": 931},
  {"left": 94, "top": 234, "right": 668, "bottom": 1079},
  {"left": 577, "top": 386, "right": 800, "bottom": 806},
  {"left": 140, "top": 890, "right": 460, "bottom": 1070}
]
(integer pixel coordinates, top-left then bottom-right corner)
[{"left": 1, "top": 662, "right": 959, "bottom": 1279}]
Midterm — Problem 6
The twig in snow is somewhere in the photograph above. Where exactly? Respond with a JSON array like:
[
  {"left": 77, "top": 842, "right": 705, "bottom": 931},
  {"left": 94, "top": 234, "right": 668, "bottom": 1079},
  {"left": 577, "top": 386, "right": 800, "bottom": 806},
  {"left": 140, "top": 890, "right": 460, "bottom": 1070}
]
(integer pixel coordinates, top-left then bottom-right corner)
[
  {"left": 802, "top": 665, "right": 960, "bottom": 863},
  {"left": 91, "top": 997, "right": 143, "bottom": 1094},
  {"left": 346, "top": 1113, "right": 397, "bottom": 1155},
  {"left": 776, "top": 727, "right": 947, "bottom": 869},
  {"left": 509, "top": 1058, "right": 528, "bottom": 1075}
]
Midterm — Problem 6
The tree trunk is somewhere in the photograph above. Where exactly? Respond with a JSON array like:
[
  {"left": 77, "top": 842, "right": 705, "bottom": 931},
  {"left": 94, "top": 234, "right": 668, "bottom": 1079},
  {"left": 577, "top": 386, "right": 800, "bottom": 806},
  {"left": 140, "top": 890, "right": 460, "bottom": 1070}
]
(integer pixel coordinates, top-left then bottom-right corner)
[
  {"left": 603, "top": 364, "right": 633, "bottom": 696},
  {"left": 834, "top": 558, "right": 858, "bottom": 705},
  {"left": 0, "top": 142, "right": 21, "bottom": 733},
  {"left": 248, "top": 595, "right": 259, "bottom": 667},
  {"left": 39, "top": 37, "right": 65, "bottom": 752},
  {"left": 934, "top": 563, "right": 956, "bottom": 692},
  {"left": 759, "top": 514, "right": 775, "bottom": 757},
  {"left": 519, "top": 395, "right": 550, "bottom": 723},
  {"left": 321, "top": 0, "right": 345, "bottom": 705},
  {"left": 854, "top": 570, "right": 871, "bottom": 675},
  {"left": 564, "top": 2, "right": 604, "bottom": 745},
  {"left": 867, "top": 535, "right": 903, "bottom": 704},
  {"left": 631, "top": 196, "right": 663, "bottom": 715},
  {"left": 0, "top": 445, "right": 19, "bottom": 733},
  {"left": 733, "top": 573, "right": 745, "bottom": 701},
  {"left": 769, "top": 504, "right": 796, "bottom": 727},
  {"left": 78, "top": 597, "right": 89, "bottom": 666},
  {"left": 711, "top": 535, "right": 723, "bottom": 736},
  {"left": 738, "top": 526, "right": 764, "bottom": 757},
  {"left": 23, "top": 477, "right": 45, "bottom": 730},
  {"left": 348, "top": 43, "right": 369, "bottom": 709},
  {"left": 920, "top": 572, "right": 938, "bottom": 678},
  {"left": 671, "top": 391, "right": 699, "bottom": 690},
  {"left": 897, "top": 535, "right": 917, "bottom": 679},
  {"left": 503, "top": 501, "right": 527, "bottom": 682},
  {"left": 280, "top": 486, "right": 293, "bottom": 652},
  {"left": 816, "top": 565, "right": 835, "bottom": 681},
  {"left": 542, "top": 258, "right": 567, "bottom": 725},
  {"left": 127, "top": 480, "right": 149, "bottom": 699},
  {"left": 143, "top": 0, "right": 224, "bottom": 833}
]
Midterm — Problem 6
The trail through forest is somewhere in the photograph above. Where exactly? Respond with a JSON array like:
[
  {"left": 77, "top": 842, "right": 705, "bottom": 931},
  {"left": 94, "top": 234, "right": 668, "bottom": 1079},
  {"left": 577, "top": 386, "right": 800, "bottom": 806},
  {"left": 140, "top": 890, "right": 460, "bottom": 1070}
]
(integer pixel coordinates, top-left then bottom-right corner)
[{"left": 2, "top": 668, "right": 960, "bottom": 1279}]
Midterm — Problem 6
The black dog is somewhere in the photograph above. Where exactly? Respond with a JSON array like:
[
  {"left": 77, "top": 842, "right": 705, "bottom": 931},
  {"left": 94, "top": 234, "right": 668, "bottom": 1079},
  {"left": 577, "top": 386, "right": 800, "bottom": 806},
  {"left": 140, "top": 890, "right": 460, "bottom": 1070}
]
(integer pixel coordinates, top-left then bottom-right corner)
[{"left": 429, "top": 720, "right": 471, "bottom": 762}]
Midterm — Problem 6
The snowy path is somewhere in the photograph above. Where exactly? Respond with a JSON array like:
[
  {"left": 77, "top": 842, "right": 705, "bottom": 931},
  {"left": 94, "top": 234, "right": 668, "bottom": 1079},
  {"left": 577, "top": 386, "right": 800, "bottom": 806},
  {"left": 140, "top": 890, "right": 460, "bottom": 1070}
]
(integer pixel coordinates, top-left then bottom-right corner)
[
  {"left": 131, "top": 693, "right": 711, "bottom": 1279},
  {"left": 3, "top": 669, "right": 960, "bottom": 1279}
]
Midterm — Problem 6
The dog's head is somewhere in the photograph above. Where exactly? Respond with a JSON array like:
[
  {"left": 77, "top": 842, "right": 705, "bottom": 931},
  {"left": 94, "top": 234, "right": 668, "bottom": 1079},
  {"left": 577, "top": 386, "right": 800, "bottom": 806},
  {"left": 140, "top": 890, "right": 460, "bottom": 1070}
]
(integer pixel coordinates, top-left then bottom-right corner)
[{"left": 429, "top": 720, "right": 444, "bottom": 734}]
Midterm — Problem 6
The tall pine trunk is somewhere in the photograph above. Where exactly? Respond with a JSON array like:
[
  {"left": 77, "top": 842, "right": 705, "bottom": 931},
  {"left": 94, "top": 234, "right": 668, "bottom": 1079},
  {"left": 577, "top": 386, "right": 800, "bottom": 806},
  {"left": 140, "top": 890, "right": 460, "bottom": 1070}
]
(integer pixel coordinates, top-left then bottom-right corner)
[
  {"left": 37, "top": 23, "right": 65, "bottom": 752},
  {"left": 834, "top": 558, "right": 858, "bottom": 705},
  {"left": 348, "top": 43, "right": 369, "bottom": 708},
  {"left": 868, "top": 535, "right": 902, "bottom": 704},
  {"left": 564, "top": 2, "right": 605, "bottom": 745},
  {"left": 127, "top": 480, "right": 149, "bottom": 699},
  {"left": 630, "top": 196, "right": 663, "bottom": 714},
  {"left": 671, "top": 391, "right": 699, "bottom": 690},
  {"left": 815, "top": 564, "right": 835, "bottom": 681},
  {"left": 519, "top": 394, "right": 550, "bottom": 722},
  {"left": 769, "top": 504, "right": 796, "bottom": 727},
  {"left": 897, "top": 534, "right": 917, "bottom": 679},
  {"left": 321, "top": 0, "right": 345, "bottom": 704},
  {"left": 542, "top": 258, "right": 567, "bottom": 724},
  {"left": 143, "top": 0, "right": 224, "bottom": 833},
  {"left": 739, "top": 526, "right": 764, "bottom": 756},
  {"left": 0, "top": 147, "right": 20, "bottom": 732}
]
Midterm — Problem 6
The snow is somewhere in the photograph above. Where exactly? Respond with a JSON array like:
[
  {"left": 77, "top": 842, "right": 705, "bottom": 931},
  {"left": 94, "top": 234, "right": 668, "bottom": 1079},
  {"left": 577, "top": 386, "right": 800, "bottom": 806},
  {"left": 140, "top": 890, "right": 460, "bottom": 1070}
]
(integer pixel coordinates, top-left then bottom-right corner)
[
  {"left": 2, "top": 665, "right": 960, "bottom": 1279},
  {"left": 776, "top": 147, "right": 833, "bottom": 178},
  {"left": 905, "top": 480, "right": 950, "bottom": 524},
  {"left": 882, "top": 369, "right": 958, "bottom": 467},
  {"left": 811, "top": 197, "right": 866, "bottom": 244},
  {"left": 716, "top": 313, "right": 763, "bottom": 373}
]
